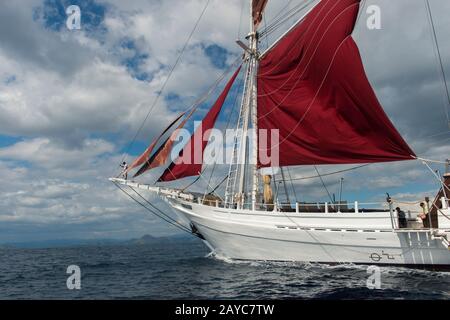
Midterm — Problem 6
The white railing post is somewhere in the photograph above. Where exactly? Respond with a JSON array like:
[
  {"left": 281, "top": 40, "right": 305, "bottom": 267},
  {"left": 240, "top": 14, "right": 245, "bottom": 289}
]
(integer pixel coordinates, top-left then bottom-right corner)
[
  {"left": 441, "top": 197, "right": 448, "bottom": 209},
  {"left": 252, "top": 200, "right": 256, "bottom": 211},
  {"left": 216, "top": 200, "right": 219, "bottom": 208},
  {"left": 325, "top": 202, "right": 328, "bottom": 213},
  {"left": 296, "top": 202, "right": 299, "bottom": 213},
  {"left": 388, "top": 199, "right": 395, "bottom": 230},
  {"left": 354, "top": 201, "right": 359, "bottom": 213}
]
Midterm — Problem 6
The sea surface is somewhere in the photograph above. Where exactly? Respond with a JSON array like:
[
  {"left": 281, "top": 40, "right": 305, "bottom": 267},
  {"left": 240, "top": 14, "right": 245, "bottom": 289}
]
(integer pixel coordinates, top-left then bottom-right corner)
[{"left": 0, "top": 238, "right": 449, "bottom": 300}]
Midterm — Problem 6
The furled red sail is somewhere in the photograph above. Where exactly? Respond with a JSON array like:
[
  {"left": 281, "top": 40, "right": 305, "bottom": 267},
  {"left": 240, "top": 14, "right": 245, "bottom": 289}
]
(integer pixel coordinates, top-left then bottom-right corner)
[
  {"left": 134, "top": 106, "right": 198, "bottom": 178},
  {"left": 126, "top": 112, "right": 185, "bottom": 174},
  {"left": 257, "top": 0, "right": 415, "bottom": 167},
  {"left": 158, "top": 66, "right": 241, "bottom": 182},
  {"left": 253, "top": 0, "right": 269, "bottom": 29}
]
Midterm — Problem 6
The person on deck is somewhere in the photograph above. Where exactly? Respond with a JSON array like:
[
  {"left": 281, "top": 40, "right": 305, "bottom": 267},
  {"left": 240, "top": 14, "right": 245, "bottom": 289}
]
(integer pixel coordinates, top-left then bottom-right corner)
[
  {"left": 120, "top": 161, "right": 128, "bottom": 180},
  {"left": 419, "top": 202, "right": 430, "bottom": 228},
  {"left": 396, "top": 207, "right": 407, "bottom": 229}
]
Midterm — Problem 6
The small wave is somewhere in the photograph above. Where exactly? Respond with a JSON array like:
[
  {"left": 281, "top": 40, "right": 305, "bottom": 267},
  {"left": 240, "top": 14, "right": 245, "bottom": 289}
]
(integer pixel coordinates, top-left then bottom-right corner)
[
  {"left": 84, "top": 262, "right": 117, "bottom": 269},
  {"left": 208, "top": 255, "right": 371, "bottom": 271},
  {"left": 208, "top": 252, "right": 243, "bottom": 264},
  {"left": 209, "top": 253, "right": 317, "bottom": 269}
]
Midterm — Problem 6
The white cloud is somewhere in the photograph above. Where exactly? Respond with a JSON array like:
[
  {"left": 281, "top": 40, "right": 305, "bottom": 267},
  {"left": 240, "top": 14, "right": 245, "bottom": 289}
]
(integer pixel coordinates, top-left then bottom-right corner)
[
  {"left": 0, "top": 138, "right": 114, "bottom": 168},
  {"left": 0, "top": 0, "right": 449, "bottom": 242}
]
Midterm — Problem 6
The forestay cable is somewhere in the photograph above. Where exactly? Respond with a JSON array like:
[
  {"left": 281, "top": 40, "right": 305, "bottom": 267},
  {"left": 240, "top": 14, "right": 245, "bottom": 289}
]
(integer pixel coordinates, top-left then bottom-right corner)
[{"left": 112, "top": 182, "right": 195, "bottom": 236}]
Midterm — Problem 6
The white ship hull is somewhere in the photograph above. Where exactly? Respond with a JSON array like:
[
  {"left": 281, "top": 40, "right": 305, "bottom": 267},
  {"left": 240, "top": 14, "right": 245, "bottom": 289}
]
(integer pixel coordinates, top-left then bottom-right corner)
[
  {"left": 109, "top": 179, "right": 450, "bottom": 268},
  {"left": 169, "top": 198, "right": 450, "bottom": 267}
]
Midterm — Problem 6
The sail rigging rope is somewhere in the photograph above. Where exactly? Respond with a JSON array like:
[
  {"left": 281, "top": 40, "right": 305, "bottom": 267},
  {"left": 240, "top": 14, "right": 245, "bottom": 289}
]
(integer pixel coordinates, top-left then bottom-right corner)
[
  {"left": 257, "top": 1, "right": 329, "bottom": 77},
  {"left": 287, "top": 164, "right": 370, "bottom": 181},
  {"left": 314, "top": 165, "right": 335, "bottom": 206},
  {"left": 209, "top": 174, "right": 229, "bottom": 194},
  {"left": 425, "top": 0, "right": 450, "bottom": 127},
  {"left": 119, "top": 0, "right": 211, "bottom": 167},
  {"left": 273, "top": 196, "right": 344, "bottom": 264},
  {"left": 128, "top": 185, "right": 190, "bottom": 228},
  {"left": 112, "top": 182, "right": 196, "bottom": 236},
  {"left": 355, "top": 0, "right": 366, "bottom": 26},
  {"left": 432, "top": 202, "right": 450, "bottom": 221},
  {"left": 260, "top": 0, "right": 364, "bottom": 45},
  {"left": 286, "top": 166, "right": 299, "bottom": 203},
  {"left": 113, "top": 182, "right": 190, "bottom": 232},
  {"left": 265, "top": 0, "right": 296, "bottom": 28},
  {"left": 415, "top": 156, "right": 450, "bottom": 165},
  {"left": 263, "top": 13, "right": 270, "bottom": 50},
  {"left": 419, "top": 158, "right": 450, "bottom": 224},
  {"left": 199, "top": 172, "right": 224, "bottom": 202},
  {"left": 257, "top": 0, "right": 343, "bottom": 91},
  {"left": 154, "top": 60, "right": 242, "bottom": 185},
  {"left": 181, "top": 175, "right": 202, "bottom": 192},
  {"left": 125, "top": 56, "right": 242, "bottom": 180},
  {"left": 259, "top": 0, "right": 313, "bottom": 39},
  {"left": 419, "top": 159, "right": 450, "bottom": 194},
  {"left": 261, "top": 2, "right": 310, "bottom": 38},
  {"left": 258, "top": 31, "right": 368, "bottom": 150},
  {"left": 203, "top": 68, "right": 246, "bottom": 196},
  {"left": 421, "top": 130, "right": 450, "bottom": 139},
  {"left": 181, "top": 56, "right": 242, "bottom": 120},
  {"left": 176, "top": 58, "right": 243, "bottom": 191},
  {"left": 237, "top": 0, "right": 245, "bottom": 40}
]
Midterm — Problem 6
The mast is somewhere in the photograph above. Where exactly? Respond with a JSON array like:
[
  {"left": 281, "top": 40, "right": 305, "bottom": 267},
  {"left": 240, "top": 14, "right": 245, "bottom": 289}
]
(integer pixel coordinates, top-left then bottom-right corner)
[
  {"left": 224, "top": 0, "right": 260, "bottom": 209},
  {"left": 239, "top": 0, "right": 261, "bottom": 209},
  {"left": 249, "top": 3, "right": 260, "bottom": 210},
  {"left": 237, "top": 59, "right": 252, "bottom": 201}
]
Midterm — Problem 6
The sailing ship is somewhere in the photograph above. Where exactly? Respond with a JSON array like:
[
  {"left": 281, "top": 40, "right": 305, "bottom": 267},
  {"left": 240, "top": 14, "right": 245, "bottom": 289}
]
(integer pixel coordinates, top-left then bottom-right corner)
[{"left": 111, "top": 0, "right": 450, "bottom": 267}]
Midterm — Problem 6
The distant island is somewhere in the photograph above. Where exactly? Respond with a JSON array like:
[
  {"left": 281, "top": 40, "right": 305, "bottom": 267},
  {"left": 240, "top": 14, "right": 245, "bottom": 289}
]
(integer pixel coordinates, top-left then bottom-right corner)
[
  {"left": 0, "top": 233, "right": 199, "bottom": 249},
  {"left": 125, "top": 234, "right": 200, "bottom": 246}
]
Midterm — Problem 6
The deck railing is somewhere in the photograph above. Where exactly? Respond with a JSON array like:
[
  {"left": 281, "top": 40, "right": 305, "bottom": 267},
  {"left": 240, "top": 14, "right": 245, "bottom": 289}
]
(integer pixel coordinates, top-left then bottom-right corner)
[
  {"left": 198, "top": 198, "right": 392, "bottom": 213},
  {"left": 112, "top": 178, "right": 449, "bottom": 231}
]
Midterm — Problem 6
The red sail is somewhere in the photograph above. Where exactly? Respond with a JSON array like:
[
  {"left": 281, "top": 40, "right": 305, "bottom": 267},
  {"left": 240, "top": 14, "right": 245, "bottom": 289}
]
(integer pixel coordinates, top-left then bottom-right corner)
[
  {"left": 253, "top": 0, "right": 269, "bottom": 29},
  {"left": 134, "top": 106, "right": 198, "bottom": 178},
  {"left": 126, "top": 112, "right": 185, "bottom": 174},
  {"left": 158, "top": 66, "right": 241, "bottom": 182},
  {"left": 257, "top": 0, "right": 415, "bottom": 167}
]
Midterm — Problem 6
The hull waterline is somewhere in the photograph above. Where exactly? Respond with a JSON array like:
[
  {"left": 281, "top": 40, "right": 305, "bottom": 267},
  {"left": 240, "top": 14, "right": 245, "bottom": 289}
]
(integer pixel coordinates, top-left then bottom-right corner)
[{"left": 169, "top": 199, "right": 450, "bottom": 268}]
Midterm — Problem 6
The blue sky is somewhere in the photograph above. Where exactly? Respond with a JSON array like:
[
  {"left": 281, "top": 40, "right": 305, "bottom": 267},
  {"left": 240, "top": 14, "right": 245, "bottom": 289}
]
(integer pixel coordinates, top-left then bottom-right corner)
[
  {"left": 38, "top": 0, "right": 106, "bottom": 32},
  {"left": 0, "top": 0, "right": 449, "bottom": 243}
]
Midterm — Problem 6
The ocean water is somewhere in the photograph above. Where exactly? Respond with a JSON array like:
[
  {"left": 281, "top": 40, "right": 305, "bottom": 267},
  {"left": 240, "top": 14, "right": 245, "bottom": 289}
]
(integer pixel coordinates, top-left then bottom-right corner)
[{"left": 0, "top": 238, "right": 449, "bottom": 300}]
